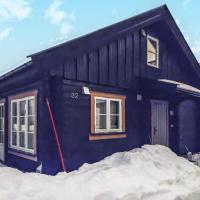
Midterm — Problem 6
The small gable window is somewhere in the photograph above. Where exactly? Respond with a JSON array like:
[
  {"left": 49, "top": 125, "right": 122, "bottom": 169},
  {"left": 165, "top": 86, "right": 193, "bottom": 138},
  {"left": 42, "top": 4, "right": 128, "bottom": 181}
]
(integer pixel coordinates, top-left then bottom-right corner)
[{"left": 147, "top": 35, "right": 159, "bottom": 68}]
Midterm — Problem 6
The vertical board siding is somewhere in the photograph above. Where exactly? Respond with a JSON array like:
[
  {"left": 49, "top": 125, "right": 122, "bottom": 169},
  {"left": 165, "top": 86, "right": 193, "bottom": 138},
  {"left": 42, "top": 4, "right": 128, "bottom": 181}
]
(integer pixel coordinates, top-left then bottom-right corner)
[
  {"left": 167, "top": 53, "right": 172, "bottom": 79},
  {"left": 118, "top": 38, "right": 126, "bottom": 87},
  {"left": 140, "top": 33, "right": 146, "bottom": 77},
  {"left": 63, "top": 34, "right": 137, "bottom": 88},
  {"left": 161, "top": 42, "right": 168, "bottom": 78},
  {"left": 109, "top": 42, "right": 117, "bottom": 86},
  {"left": 125, "top": 35, "right": 133, "bottom": 86},
  {"left": 178, "top": 100, "right": 200, "bottom": 154},
  {"left": 51, "top": 26, "right": 196, "bottom": 89},
  {"left": 133, "top": 31, "right": 140, "bottom": 77},
  {"left": 50, "top": 64, "right": 63, "bottom": 76},
  {"left": 89, "top": 51, "right": 99, "bottom": 83},
  {"left": 99, "top": 46, "right": 109, "bottom": 85},
  {"left": 64, "top": 59, "right": 77, "bottom": 80},
  {"left": 168, "top": 53, "right": 176, "bottom": 80},
  {"left": 61, "top": 83, "right": 145, "bottom": 172},
  {"left": 77, "top": 54, "right": 88, "bottom": 81}
]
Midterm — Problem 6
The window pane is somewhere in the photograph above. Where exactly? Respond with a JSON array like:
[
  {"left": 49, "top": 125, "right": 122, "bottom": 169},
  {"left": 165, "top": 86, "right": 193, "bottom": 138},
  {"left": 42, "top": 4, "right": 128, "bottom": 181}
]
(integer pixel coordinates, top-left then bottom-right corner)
[
  {"left": 12, "top": 102, "right": 17, "bottom": 116},
  {"left": 20, "top": 100, "right": 26, "bottom": 116},
  {"left": 0, "top": 119, "right": 3, "bottom": 131},
  {"left": 0, "top": 106, "right": 3, "bottom": 117},
  {"left": 2, "top": 106, "right": 4, "bottom": 118},
  {"left": 111, "top": 115, "right": 120, "bottom": 129},
  {"left": 147, "top": 38, "right": 157, "bottom": 53},
  {"left": 147, "top": 37, "right": 159, "bottom": 67},
  {"left": 147, "top": 52, "right": 157, "bottom": 65},
  {"left": 28, "top": 99, "right": 34, "bottom": 115},
  {"left": 12, "top": 132, "right": 17, "bottom": 146},
  {"left": 19, "top": 117, "right": 25, "bottom": 131},
  {"left": 12, "top": 117, "right": 17, "bottom": 131},
  {"left": 19, "top": 132, "right": 25, "bottom": 147},
  {"left": 0, "top": 131, "right": 3, "bottom": 143},
  {"left": 96, "top": 115, "right": 106, "bottom": 129},
  {"left": 28, "top": 133, "right": 34, "bottom": 149},
  {"left": 28, "top": 116, "right": 35, "bottom": 132},
  {"left": 110, "top": 101, "right": 119, "bottom": 114},
  {"left": 96, "top": 99, "right": 106, "bottom": 115}
]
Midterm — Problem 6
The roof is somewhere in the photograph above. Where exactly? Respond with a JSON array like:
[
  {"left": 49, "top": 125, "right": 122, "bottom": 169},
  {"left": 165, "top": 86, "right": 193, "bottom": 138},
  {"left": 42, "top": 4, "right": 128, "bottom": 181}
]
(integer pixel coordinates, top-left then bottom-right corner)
[
  {"left": 1, "top": 4, "right": 199, "bottom": 81},
  {"left": 0, "top": 61, "right": 33, "bottom": 81},
  {"left": 158, "top": 79, "right": 200, "bottom": 97},
  {"left": 27, "top": 4, "right": 200, "bottom": 77},
  {"left": 28, "top": 5, "right": 165, "bottom": 58}
]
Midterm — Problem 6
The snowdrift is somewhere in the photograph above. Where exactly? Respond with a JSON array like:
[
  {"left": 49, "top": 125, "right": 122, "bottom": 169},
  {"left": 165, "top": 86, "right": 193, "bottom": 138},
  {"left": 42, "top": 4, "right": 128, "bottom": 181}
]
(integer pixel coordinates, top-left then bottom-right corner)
[{"left": 1, "top": 145, "right": 200, "bottom": 200}]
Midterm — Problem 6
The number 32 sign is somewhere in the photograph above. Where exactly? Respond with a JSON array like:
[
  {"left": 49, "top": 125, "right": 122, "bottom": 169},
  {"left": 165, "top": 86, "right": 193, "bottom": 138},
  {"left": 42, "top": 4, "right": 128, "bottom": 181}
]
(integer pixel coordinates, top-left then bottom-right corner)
[{"left": 70, "top": 93, "right": 79, "bottom": 99}]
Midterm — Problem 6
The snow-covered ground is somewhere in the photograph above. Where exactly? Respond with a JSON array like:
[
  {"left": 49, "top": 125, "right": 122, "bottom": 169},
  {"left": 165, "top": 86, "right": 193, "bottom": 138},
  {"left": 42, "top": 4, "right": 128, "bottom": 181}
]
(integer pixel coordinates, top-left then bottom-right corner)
[
  {"left": 1, "top": 145, "right": 200, "bottom": 200},
  {"left": 191, "top": 153, "right": 200, "bottom": 167}
]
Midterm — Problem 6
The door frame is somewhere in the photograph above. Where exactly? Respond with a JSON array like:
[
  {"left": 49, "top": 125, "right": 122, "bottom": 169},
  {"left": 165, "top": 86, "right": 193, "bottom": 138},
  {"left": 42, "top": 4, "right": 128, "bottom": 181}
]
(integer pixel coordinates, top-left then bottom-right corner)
[
  {"left": 150, "top": 99, "right": 169, "bottom": 146},
  {"left": 0, "top": 100, "right": 5, "bottom": 162}
]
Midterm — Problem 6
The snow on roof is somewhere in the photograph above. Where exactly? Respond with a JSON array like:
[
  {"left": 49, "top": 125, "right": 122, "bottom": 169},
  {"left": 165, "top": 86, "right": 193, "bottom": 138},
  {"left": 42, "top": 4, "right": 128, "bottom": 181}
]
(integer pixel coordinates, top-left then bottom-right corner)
[
  {"left": 158, "top": 79, "right": 200, "bottom": 95},
  {"left": 1, "top": 145, "right": 200, "bottom": 199}
]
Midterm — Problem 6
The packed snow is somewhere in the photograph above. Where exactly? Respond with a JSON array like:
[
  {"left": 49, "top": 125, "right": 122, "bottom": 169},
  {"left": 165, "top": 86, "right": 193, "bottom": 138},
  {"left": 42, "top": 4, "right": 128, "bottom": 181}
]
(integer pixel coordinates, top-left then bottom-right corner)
[{"left": 1, "top": 145, "right": 200, "bottom": 200}]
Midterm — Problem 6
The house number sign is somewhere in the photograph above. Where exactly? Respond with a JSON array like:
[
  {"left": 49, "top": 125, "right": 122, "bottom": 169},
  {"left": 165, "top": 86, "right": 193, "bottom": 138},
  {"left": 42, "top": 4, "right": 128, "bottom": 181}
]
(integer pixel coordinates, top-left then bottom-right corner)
[{"left": 70, "top": 92, "right": 79, "bottom": 99}]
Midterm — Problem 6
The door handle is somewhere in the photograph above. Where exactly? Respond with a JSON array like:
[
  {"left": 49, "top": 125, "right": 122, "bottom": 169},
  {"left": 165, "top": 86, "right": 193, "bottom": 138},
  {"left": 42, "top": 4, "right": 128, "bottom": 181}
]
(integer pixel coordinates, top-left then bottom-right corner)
[{"left": 153, "top": 126, "right": 157, "bottom": 136}]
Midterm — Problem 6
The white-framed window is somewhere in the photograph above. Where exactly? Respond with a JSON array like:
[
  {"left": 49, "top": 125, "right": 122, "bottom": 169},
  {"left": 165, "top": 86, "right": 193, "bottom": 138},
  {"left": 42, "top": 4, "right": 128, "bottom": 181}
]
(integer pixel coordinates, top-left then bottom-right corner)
[
  {"left": 147, "top": 35, "right": 159, "bottom": 68},
  {"left": 95, "top": 97, "right": 122, "bottom": 133},
  {"left": 90, "top": 91, "right": 126, "bottom": 135},
  {"left": 10, "top": 94, "right": 36, "bottom": 154}
]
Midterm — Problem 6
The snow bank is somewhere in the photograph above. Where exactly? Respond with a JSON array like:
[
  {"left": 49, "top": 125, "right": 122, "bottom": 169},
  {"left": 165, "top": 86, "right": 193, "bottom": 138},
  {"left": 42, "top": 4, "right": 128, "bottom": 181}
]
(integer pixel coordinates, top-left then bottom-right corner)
[{"left": 1, "top": 145, "right": 200, "bottom": 200}]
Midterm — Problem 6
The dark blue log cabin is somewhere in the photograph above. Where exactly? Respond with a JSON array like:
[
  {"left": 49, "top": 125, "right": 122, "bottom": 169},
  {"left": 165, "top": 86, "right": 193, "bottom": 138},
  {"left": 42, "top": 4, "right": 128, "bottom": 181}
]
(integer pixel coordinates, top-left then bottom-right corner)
[{"left": 0, "top": 5, "right": 200, "bottom": 175}]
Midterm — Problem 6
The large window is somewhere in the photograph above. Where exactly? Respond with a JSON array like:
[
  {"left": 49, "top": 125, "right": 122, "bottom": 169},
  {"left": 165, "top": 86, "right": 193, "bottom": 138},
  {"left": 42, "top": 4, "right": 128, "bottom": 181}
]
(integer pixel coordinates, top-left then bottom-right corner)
[
  {"left": 10, "top": 92, "right": 37, "bottom": 154},
  {"left": 91, "top": 92, "right": 125, "bottom": 136},
  {"left": 147, "top": 35, "right": 159, "bottom": 68}
]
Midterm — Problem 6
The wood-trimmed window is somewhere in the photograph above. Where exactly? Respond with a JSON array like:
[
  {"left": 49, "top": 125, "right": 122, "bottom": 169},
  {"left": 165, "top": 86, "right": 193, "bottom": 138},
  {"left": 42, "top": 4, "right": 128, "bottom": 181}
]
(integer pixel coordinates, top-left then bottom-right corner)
[
  {"left": 147, "top": 35, "right": 159, "bottom": 68},
  {"left": 90, "top": 92, "right": 126, "bottom": 140},
  {"left": 9, "top": 91, "right": 37, "bottom": 155}
]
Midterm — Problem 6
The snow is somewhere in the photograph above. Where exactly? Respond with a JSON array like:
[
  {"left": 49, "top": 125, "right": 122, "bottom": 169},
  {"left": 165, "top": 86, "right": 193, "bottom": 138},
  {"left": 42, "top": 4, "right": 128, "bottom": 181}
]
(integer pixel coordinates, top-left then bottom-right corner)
[
  {"left": 191, "top": 153, "right": 200, "bottom": 167},
  {"left": 1, "top": 145, "right": 200, "bottom": 200},
  {"left": 158, "top": 79, "right": 200, "bottom": 95}
]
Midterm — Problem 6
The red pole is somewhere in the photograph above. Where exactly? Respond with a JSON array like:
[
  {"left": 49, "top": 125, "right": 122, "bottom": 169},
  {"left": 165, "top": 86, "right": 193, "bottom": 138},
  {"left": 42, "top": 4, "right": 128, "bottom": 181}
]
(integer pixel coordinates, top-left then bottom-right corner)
[{"left": 46, "top": 97, "right": 66, "bottom": 172}]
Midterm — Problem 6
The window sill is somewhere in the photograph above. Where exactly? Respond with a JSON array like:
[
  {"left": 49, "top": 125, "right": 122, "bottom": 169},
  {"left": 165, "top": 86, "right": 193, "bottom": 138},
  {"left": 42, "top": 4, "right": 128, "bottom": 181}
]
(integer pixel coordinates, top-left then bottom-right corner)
[
  {"left": 8, "top": 149, "right": 37, "bottom": 162},
  {"left": 147, "top": 63, "right": 160, "bottom": 69},
  {"left": 89, "top": 133, "right": 127, "bottom": 141}
]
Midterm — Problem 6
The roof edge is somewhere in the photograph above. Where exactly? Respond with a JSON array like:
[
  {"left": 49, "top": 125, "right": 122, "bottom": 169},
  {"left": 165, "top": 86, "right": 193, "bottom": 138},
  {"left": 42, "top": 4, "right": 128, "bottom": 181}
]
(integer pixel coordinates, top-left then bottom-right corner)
[
  {"left": 0, "top": 61, "right": 33, "bottom": 81},
  {"left": 28, "top": 4, "right": 167, "bottom": 58}
]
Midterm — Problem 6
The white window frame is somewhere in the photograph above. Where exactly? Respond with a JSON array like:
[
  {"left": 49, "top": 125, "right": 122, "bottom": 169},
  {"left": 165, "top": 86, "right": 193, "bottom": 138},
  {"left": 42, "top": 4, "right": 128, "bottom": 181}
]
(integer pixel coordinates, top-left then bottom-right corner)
[
  {"left": 147, "top": 35, "right": 159, "bottom": 68},
  {"left": 10, "top": 95, "right": 36, "bottom": 154},
  {"left": 94, "top": 97, "right": 122, "bottom": 133}
]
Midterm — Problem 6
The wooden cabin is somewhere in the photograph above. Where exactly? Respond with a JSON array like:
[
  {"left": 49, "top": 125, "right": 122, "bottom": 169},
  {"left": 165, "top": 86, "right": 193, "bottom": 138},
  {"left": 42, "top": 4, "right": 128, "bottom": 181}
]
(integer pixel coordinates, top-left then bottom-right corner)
[{"left": 0, "top": 5, "right": 200, "bottom": 174}]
